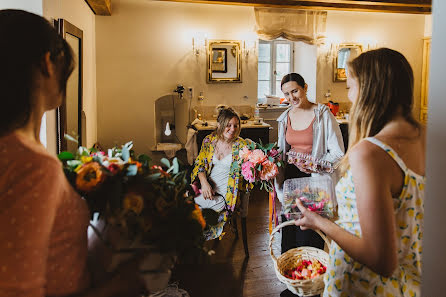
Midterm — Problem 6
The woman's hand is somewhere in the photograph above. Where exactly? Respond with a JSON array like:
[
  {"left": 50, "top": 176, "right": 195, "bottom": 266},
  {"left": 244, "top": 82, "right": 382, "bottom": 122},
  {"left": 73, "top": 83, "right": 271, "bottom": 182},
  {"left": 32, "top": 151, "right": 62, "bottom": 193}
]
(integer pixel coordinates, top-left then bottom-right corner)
[
  {"left": 294, "top": 198, "right": 326, "bottom": 230},
  {"left": 198, "top": 172, "right": 214, "bottom": 199},
  {"left": 200, "top": 179, "right": 215, "bottom": 200},
  {"left": 295, "top": 163, "right": 315, "bottom": 174}
]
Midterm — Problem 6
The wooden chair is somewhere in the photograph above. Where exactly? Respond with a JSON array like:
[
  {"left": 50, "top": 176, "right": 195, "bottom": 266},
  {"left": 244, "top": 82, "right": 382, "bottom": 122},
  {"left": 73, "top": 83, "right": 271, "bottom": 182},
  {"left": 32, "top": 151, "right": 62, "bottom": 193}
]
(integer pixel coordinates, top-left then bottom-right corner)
[{"left": 231, "top": 190, "right": 250, "bottom": 257}]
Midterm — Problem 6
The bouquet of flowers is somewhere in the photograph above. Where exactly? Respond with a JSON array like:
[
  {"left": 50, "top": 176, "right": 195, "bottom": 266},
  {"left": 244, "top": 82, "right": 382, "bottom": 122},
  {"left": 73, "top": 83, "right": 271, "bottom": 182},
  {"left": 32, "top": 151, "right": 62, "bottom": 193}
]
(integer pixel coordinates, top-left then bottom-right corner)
[
  {"left": 239, "top": 141, "right": 283, "bottom": 192},
  {"left": 283, "top": 176, "right": 335, "bottom": 219},
  {"left": 58, "top": 141, "right": 207, "bottom": 258}
]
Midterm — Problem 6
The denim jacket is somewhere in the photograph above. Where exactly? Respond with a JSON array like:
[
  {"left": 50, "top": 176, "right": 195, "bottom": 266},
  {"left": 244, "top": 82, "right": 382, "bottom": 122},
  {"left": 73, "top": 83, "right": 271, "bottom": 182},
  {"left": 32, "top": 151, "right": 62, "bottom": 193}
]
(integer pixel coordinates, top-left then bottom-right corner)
[{"left": 274, "top": 104, "right": 345, "bottom": 203}]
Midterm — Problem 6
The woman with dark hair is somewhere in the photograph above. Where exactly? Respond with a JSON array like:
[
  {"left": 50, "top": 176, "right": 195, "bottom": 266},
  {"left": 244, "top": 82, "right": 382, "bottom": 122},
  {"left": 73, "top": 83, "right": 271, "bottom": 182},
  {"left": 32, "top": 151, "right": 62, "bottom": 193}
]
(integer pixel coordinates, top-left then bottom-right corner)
[
  {"left": 275, "top": 73, "right": 345, "bottom": 297},
  {"left": 0, "top": 9, "right": 142, "bottom": 297},
  {"left": 295, "top": 48, "right": 425, "bottom": 296},
  {"left": 191, "top": 106, "right": 249, "bottom": 240},
  {"left": 276, "top": 73, "right": 345, "bottom": 250}
]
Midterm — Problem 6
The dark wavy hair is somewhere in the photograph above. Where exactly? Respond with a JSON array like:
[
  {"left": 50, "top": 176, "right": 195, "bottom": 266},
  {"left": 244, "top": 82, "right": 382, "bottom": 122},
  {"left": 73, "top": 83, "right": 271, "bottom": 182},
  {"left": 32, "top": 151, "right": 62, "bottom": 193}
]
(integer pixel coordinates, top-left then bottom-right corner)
[
  {"left": 280, "top": 73, "right": 306, "bottom": 90},
  {"left": 215, "top": 107, "right": 241, "bottom": 141},
  {"left": 0, "top": 9, "right": 74, "bottom": 136}
]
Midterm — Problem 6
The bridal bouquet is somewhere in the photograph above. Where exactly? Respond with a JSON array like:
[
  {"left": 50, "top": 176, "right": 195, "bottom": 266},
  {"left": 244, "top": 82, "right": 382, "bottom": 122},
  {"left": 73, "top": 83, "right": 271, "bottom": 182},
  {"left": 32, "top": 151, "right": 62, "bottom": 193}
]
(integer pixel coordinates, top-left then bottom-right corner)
[
  {"left": 239, "top": 141, "right": 283, "bottom": 192},
  {"left": 58, "top": 142, "right": 206, "bottom": 257}
]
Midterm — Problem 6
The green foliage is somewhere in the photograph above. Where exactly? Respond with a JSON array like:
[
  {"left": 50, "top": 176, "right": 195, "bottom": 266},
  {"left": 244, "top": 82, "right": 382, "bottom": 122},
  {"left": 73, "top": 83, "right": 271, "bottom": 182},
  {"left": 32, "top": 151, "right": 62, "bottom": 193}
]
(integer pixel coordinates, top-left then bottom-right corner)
[{"left": 58, "top": 143, "right": 208, "bottom": 259}]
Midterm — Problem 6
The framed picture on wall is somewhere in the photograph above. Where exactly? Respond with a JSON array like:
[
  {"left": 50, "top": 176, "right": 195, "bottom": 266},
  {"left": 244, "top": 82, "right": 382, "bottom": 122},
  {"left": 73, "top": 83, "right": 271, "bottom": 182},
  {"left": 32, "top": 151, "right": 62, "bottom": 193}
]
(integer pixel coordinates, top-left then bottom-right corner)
[{"left": 211, "top": 48, "right": 227, "bottom": 73}]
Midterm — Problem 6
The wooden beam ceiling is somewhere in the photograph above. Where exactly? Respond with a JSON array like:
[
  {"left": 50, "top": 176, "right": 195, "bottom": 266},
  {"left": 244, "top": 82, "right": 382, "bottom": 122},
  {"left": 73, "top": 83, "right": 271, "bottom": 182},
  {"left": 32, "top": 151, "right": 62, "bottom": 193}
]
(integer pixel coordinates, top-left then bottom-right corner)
[
  {"left": 159, "top": 0, "right": 431, "bottom": 14},
  {"left": 85, "top": 0, "right": 112, "bottom": 16}
]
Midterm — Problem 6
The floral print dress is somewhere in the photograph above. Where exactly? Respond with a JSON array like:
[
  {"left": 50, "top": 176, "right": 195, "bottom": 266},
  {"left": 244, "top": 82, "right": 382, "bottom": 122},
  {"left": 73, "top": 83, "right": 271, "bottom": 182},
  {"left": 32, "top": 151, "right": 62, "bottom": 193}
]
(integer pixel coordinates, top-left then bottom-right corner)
[
  {"left": 191, "top": 134, "right": 249, "bottom": 240},
  {"left": 324, "top": 137, "right": 424, "bottom": 297}
]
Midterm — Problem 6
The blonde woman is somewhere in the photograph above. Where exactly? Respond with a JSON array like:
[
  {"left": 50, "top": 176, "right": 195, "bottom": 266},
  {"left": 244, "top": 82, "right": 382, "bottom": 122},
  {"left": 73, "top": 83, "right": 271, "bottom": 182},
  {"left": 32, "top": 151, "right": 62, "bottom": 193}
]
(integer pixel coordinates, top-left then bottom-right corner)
[
  {"left": 295, "top": 48, "right": 425, "bottom": 296},
  {"left": 191, "top": 107, "right": 249, "bottom": 240}
]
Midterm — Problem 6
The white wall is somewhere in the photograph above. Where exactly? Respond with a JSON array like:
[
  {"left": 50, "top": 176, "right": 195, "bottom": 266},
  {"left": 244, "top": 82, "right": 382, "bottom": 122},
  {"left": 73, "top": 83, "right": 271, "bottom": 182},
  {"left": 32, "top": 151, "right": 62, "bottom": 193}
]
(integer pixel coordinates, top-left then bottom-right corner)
[
  {"left": 317, "top": 11, "right": 425, "bottom": 117},
  {"left": 423, "top": 0, "right": 446, "bottom": 295},
  {"left": 424, "top": 14, "right": 432, "bottom": 37},
  {"left": 95, "top": 0, "right": 257, "bottom": 153},
  {"left": 0, "top": 0, "right": 42, "bottom": 13},
  {"left": 294, "top": 42, "right": 317, "bottom": 103},
  {"left": 43, "top": 0, "right": 97, "bottom": 153}
]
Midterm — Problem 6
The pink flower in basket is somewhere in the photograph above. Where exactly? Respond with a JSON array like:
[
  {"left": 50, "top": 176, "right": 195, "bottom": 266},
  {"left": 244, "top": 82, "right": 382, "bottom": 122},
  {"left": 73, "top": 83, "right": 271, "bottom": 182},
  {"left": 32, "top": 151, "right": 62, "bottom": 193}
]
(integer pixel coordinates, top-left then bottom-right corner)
[
  {"left": 249, "top": 149, "right": 267, "bottom": 164},
  {"left": 260, "top": 160, "right": 279, "bottom": 181},
  {"left": 239, "top": 146, "right": 252, "bottom": 161},
  {"left": 241, "top": 161, "right": 256, "bottom": 183}
]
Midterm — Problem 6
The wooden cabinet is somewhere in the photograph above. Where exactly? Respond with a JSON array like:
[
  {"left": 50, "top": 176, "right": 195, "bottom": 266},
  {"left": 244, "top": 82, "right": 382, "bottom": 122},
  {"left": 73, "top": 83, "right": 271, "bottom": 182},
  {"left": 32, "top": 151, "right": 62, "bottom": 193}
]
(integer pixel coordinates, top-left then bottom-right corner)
[{"left": 420, "top": 37, "right": 431, "bottom": 124}]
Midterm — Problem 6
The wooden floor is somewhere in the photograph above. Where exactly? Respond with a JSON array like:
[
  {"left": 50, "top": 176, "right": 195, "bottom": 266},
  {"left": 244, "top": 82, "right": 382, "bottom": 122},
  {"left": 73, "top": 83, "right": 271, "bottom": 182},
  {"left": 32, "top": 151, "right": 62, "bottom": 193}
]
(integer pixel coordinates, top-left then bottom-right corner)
[{"left": 171, "top": 189, "right": 286, "bottom": 297}]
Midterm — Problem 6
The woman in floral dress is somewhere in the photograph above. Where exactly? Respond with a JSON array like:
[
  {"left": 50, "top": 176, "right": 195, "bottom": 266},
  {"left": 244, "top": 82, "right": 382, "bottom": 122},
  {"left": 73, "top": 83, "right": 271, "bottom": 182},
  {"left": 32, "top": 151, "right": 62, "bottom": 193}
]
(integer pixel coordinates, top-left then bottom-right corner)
[
  {"left": 191, "top": 107, "right": 249, "bottom": 240},
  {"left": 295, "top": 48, "right": 425, "bottom": 297}
]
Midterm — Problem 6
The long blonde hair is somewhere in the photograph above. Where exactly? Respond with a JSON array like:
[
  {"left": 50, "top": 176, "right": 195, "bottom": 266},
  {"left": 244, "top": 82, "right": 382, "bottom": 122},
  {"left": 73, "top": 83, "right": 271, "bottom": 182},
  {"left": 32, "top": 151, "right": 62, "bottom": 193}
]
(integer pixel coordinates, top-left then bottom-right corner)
[{"left": 339, "top": 48, "right": 420, "bottom": 173}]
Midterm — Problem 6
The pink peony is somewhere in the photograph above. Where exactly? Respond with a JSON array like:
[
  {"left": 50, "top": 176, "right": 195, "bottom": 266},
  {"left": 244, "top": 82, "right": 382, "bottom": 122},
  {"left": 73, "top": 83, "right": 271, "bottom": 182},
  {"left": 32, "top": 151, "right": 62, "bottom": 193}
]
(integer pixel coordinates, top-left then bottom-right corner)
[
  {"left": 241, "top": 161, "right": 256, "bottom": 183},
  {"left": 249, "top": 149, "right": 267, "bottom": 165},
  {"left": 259, "top": 160, "right": 279, "bottom": 181},
  {"left": 239, "top": 146, "right": 252, "bottom": 161}
]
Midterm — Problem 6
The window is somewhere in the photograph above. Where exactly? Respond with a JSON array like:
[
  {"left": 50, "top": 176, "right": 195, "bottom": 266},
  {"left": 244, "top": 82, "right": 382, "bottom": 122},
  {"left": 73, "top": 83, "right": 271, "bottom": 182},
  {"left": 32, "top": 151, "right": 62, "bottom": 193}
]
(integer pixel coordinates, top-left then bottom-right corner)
[{"left": 258, "top": 40, "right": 294, "bottom": 101}]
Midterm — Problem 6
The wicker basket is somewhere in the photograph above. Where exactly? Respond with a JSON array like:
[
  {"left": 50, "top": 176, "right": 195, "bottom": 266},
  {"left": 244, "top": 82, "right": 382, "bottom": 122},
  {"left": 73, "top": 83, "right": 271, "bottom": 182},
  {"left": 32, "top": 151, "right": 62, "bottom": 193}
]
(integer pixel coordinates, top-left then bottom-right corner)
[{"left": 269, "top": 220, "right": 330, "bottom": 297}]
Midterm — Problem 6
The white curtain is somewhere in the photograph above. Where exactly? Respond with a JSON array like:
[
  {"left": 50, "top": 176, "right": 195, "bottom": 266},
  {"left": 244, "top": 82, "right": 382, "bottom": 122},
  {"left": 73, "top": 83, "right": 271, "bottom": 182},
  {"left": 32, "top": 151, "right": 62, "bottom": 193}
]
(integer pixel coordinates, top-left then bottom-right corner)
[{"left": 254, "top": 8, "right": 327, "bottom": 45}]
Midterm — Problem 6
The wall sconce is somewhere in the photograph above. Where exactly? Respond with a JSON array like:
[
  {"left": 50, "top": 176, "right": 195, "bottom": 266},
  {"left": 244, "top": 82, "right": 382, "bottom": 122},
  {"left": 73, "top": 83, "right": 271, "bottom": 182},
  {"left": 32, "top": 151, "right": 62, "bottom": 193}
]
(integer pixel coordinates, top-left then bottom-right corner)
[
  {"left": 365, "top": 42, "right": 378, "bottom": 51},
  {"left": 192, "top": 33, "right": 207, "bottom": 56},
  {"left": 243, "top": 40, "right": 257, "bottom": 57},
  {"left": 325, "top": 43, "right": 337, "bottom": 62}
]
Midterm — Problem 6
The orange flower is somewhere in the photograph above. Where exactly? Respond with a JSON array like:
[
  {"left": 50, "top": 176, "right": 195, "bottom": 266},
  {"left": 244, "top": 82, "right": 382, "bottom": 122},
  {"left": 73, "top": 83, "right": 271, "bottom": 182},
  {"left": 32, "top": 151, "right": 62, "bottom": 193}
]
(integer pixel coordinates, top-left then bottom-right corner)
[
  {"left": 191, "top": 204, "right": 206, "bottom": 229},
  {"left": 76, "top": 162, "right": 105, "bottom": 192},
  {"left": 123, "top": 192, "right": 144, "bottom": 214}
]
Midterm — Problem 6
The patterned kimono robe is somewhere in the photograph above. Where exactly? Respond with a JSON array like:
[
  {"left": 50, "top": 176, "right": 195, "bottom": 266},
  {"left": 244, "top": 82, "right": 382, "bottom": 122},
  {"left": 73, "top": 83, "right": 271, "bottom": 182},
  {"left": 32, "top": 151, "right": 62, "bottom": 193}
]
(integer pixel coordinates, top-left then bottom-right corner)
[{"left": 191, "top": 134, "right": 248, "bottom": 240}]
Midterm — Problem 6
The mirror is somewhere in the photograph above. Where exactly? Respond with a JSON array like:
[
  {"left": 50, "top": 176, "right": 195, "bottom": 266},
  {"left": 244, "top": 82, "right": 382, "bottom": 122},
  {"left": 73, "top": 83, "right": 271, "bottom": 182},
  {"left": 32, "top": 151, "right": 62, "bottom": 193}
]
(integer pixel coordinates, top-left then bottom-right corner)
[
  {"left": 55, "top": 19, "right": 83, "bottom": 153},
  {"left": 207, "top": 40, "right": 242, "bottom": 83},
  {"left": 333, "top": 43, "right": 363, "bottom": 82}
]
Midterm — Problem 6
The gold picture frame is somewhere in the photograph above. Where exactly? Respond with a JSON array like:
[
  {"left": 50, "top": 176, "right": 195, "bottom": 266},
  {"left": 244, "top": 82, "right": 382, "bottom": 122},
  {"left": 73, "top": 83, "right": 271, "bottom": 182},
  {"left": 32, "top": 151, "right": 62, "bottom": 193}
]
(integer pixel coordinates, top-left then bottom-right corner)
[{"left": 207, "top": 40, "right": 242, "bottom": 83}]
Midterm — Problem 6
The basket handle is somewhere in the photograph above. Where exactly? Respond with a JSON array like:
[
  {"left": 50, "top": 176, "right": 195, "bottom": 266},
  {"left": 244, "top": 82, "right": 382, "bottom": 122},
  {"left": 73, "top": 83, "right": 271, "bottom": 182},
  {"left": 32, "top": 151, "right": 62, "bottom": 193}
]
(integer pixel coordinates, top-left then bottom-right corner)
[{"left": 269, "top": 220, "right": 331, "bottom": 263}]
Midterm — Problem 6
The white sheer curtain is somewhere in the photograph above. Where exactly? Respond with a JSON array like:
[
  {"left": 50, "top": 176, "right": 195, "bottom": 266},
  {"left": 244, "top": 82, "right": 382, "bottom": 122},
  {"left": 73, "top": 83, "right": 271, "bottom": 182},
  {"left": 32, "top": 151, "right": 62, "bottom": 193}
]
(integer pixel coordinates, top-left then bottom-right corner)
[{"left": 254, "top": 8, "right": 327, "bottom": 45}]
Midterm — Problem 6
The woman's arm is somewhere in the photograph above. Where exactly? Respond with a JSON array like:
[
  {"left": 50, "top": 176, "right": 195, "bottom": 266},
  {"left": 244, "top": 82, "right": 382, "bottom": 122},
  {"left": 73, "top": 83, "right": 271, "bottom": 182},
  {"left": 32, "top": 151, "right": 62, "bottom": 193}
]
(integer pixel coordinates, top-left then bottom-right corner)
[
  {"left": 191, "top": 135, "right": 212, "bottom": 183},
  {"left": 295, "top": 141, "right": 398, "bottom": 277},
  {"left": 321, "top": 110, "right": 345, "bottom": 164}
]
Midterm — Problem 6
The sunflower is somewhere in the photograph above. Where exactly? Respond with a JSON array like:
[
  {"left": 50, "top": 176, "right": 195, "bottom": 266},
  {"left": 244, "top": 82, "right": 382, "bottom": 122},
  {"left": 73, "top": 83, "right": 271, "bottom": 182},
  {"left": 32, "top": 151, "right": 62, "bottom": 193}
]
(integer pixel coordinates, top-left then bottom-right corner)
[{"left": 76, "top": 162, "right": 105, "bottom": 192}]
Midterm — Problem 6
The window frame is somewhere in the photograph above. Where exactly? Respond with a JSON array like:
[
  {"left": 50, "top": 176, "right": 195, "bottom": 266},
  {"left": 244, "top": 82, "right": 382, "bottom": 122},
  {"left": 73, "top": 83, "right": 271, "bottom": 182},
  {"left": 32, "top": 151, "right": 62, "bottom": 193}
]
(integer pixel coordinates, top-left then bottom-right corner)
[{"left": 258, "top": 39, "right": 294, "bottom": 100}]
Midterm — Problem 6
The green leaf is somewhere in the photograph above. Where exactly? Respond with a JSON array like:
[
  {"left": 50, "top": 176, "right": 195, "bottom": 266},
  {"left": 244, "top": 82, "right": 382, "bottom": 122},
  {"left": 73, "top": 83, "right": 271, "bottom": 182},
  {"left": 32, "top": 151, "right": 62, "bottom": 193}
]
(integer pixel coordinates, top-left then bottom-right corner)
[
  {"left": 268, "top": 156, "right": 274, "bottom": 162},
  {"left": 147, "top": 173, "right": 161, "bottom": 181},
  {"left": 160, "top": 158, "right": 170, "bottom": 168},
  {"left": 266, "top": 142, "right": 275, "bottom": 150},
  {"left": 58, "top": 151, "right": 74, "bottom": 161},
  {"left": 138, "top": 154, "right": 152, "bottom": 167},
  {"left": 172, "top": 158, "right": 179, "bottom": 174}
]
